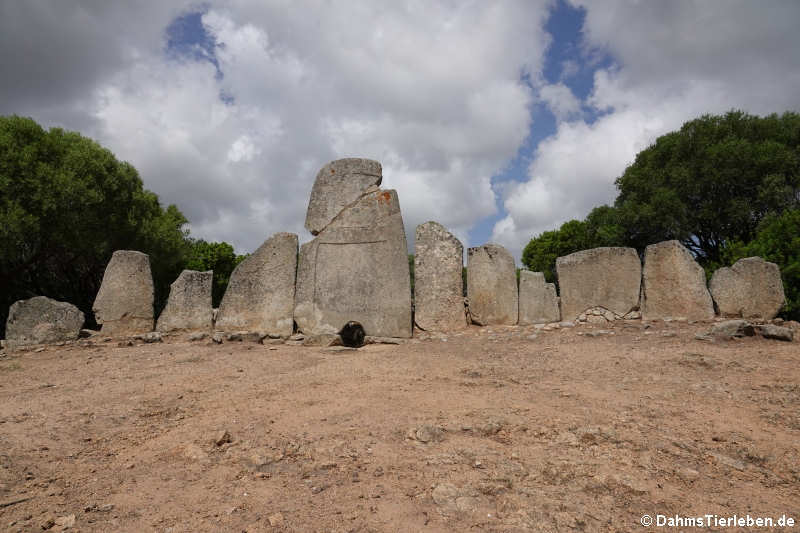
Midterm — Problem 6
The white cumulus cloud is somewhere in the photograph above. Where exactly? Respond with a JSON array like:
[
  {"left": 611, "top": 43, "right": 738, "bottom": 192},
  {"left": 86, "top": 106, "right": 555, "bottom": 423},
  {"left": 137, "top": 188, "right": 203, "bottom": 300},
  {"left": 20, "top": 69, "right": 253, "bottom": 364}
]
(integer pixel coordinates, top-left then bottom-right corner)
[
  {"left": 492, "top": 0, "right": 800, "bottom": 259},
  {"left": 0, "top": 1, "right": 552, "bottom": 253}
]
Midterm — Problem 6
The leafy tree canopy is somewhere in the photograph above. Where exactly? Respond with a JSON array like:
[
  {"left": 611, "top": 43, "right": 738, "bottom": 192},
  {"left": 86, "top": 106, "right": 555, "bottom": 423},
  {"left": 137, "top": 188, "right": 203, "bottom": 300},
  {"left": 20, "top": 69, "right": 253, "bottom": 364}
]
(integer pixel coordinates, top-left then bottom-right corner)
[
  {"left": 522, "top": 110, "right": 800, "bottom": 319},
  {"left": 185, "top": 239, "right": 248, "bottom": 307},
  {"left": 614, "top": 110, "right": 800, "bottom": 262},
  {"left": 521, "top": 205, "right": 625, "bottom": 284},
  {"left": 0, "top": 115, "right": 243, "bottom": 335}
]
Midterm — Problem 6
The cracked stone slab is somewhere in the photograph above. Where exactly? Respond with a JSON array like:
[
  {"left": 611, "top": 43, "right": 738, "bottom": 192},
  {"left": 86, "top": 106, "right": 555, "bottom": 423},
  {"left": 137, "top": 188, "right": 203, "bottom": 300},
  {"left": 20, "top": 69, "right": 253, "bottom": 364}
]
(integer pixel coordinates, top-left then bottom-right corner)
[
  {"left": 304, "top": 158, "right": 382, "bottom": 235},
  {"left": 295, "top": 188, "right": 412, "bottom": 338}
]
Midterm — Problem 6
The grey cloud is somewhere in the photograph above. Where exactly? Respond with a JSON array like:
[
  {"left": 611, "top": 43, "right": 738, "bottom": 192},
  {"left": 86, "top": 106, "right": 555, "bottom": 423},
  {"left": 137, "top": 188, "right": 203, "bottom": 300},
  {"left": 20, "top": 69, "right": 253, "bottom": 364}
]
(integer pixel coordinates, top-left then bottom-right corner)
[
  {"left": 493, "top": 0, "right": 800, "bottom": 259},
  {"left": 2, "top": 1, "right": 552, "bottom": 255}
]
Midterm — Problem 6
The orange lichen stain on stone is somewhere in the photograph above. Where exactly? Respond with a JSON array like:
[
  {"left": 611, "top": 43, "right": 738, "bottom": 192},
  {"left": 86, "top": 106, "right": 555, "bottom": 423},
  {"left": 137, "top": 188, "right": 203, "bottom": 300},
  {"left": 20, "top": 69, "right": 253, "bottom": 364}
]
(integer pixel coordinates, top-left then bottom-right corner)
[{"left": 378, "top": 191, "right": 392, "bottom": 205}]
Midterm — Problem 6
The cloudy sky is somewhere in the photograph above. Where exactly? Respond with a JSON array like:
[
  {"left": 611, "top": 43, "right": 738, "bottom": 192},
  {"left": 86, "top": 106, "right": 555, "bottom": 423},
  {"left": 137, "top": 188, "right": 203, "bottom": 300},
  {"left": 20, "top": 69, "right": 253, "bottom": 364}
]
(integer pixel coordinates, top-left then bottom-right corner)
[{"left": 2, "top": 1, "right": 799, "bottom": 261}]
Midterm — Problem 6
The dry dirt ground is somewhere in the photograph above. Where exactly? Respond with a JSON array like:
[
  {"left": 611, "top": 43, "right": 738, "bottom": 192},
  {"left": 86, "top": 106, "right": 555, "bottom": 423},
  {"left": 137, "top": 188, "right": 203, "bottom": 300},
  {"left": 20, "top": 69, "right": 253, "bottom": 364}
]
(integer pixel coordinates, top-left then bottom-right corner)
[{"left": 1, "top": 320, "right": 798, "bottom": 533}]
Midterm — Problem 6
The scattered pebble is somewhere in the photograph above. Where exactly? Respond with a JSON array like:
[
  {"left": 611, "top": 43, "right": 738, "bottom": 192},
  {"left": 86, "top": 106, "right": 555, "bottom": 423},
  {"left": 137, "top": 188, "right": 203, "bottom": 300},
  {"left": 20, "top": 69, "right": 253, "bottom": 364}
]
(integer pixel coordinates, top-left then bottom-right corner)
[{"left": 214, "top": 430, "right": 232, "bottom": 446}]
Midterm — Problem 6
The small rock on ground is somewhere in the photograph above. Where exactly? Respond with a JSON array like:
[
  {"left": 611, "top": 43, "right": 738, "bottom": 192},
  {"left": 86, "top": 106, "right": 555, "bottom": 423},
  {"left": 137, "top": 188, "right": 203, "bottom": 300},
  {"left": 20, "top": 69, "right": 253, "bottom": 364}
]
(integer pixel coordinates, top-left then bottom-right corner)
[
  {"left": 759, "top": 324, "right": 793, "bottom": 342},
  {"left": 214, "top": 430, "right": 231, "bottom": 446},
  {"left": 710, "top": 320, "right": 755, "bottom": 339}
]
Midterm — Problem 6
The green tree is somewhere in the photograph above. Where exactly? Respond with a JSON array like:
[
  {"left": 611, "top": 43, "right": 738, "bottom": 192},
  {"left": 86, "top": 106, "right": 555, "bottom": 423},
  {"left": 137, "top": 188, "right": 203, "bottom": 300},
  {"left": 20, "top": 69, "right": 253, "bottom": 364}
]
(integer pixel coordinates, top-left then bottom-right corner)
[
  {"left": 719, "top": 208, "right": 800, "bottom": 320},
  {"left": 185, "top": 239, "right": 247, "bottom": 307},
  {"left": 521, "top": 205, "right": 625, "bottom": 283},
  {"left": 0, "top": 115, "right": 190, "bottom": 334},
  {"left": 614, "top": 110, "right": 800, "bottom": 262}
]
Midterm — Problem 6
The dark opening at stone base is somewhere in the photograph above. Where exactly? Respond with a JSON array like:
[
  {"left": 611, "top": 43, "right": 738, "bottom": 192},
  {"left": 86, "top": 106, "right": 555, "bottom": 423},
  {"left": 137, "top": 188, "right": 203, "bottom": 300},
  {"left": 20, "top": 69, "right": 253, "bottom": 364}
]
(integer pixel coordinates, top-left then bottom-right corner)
[{"left": 339, "top": 321, "right": 365, "bottom": 348}]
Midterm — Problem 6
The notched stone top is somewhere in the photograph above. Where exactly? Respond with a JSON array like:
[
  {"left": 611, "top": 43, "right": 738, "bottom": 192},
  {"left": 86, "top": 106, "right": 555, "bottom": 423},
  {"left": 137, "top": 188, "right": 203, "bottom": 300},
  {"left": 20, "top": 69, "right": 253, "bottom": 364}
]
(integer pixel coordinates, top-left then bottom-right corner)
[
  {"left": 304, "top": 158, "right": 382, "bottom": 235},
  {"left": 468, "top": 242, "right": 512, "bottom": 260},
  {"left": 556, "top": 246, "right": 637, "bottom": 267}
]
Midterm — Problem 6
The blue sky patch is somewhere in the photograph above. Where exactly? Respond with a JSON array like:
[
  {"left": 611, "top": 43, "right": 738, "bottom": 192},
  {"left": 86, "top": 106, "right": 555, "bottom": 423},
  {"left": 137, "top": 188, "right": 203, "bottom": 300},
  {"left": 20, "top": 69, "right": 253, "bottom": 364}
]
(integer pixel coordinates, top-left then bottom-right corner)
[
  {"left": 165, "top": 8, "right": 222, "bottom": 78},
  {"left": 467, "top": 0, "right": 614, "bottom": 247}
]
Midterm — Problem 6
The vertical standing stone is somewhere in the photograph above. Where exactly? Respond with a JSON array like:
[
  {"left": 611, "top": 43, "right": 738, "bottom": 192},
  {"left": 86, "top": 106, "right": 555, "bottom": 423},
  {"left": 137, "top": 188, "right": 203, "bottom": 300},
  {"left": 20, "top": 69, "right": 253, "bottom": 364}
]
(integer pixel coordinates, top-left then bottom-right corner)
[
  {"left": 295, "top": 188, "right": 412, "bottom": 337},
  {"left": 641, "top": 240, "right": 714, "bottom": 321},
  {"left": 709, "top": 257, "right": 785, "bottom": 319},
  {"left": 414, "top": 221, "right": 467, "bottom": 331},
  {"left": 156, "top": 270, "right": 213, "bottom": 332},
  {"left": 93, "top": 250, "right": 154, "bottom": 335},
  {"left": 5, "top": 296, "right": 84, "bottom": 350},
  {"left": 216, "top": 232, "right": 298, "bottom": 337},
  {"left": 518, "top": 271, "right": 560, "bottom": 325},
  {"left": 556, "top": 247, "right": 641, "bottom": 321},
  {"left": 467, "top": 243, "right": 518, "bottom": 326},
  {"left": 295, "top": 159, "right": 412, "bottom": 338}
]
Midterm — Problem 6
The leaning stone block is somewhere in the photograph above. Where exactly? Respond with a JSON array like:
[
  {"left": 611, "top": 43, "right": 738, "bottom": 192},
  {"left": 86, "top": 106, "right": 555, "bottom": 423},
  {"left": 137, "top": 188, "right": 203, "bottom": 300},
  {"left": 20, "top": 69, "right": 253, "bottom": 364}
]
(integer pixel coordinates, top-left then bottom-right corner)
[
  {"left": 518, "top": 271, "right": 560, "bottom": 325},
  {"left": 156, "top": 270, "right": 213, "bottom": 332},
  {"left": 414, "top": 221, "right": 467, "bottom": 331},
  {"left": 5, "top": 296, "right": 84, "bottom": 350},
  {"left": 93, "top": 250, "right": 154, "bottom": 336},
  {"left": 216, "top": 233, "right": 298, "bottom": 338},
  {"left": 556, "top": 247, "right": 640, "bottom": 321},
  {"left": 641, "top": 240, "right": 714, "bottom": 321},
  {"left": 467, "top": 243, "right": 518, "bottom": 326},
  {"left": 709, "top": 257, "right": 785, "bottom": 319}
]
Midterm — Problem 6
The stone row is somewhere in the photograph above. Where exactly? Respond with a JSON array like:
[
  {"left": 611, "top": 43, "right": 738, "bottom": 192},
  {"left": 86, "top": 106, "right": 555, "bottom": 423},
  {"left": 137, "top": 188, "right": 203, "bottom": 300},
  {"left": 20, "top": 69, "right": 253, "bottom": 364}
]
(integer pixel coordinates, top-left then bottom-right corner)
[
  {"left": 461, "top": 239, "right": 784, "bottom": 327},
  {"left": 3, "top": 158, "right": 788, "bottom": 349}
]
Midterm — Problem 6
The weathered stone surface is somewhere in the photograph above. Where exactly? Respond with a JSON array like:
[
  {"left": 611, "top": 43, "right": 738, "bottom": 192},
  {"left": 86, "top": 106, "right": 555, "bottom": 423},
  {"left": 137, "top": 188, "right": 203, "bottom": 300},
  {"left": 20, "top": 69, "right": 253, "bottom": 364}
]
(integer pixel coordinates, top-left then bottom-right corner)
[
  {"left": 642, "top": 240, "right": 715, "bottom": 321},
  {"left": 759, "top": 324, "right": 793, "bottom": 342},
  {"left": 414, "top": 221, "right": 467, "bottom": 331},
  {"left": 467, "top": 243, "right": 517, "bottom": 326},
  {"left": 709, "top": 257, "right": 785, "bottom": 319},
  {"left": 710, "top": 319, "right": 755, "bottom": 339},
  {"left": 5, "top": 296, "right": 84, "bottom": 349},
  {"left": 556, "top": 247, "right": 641, "bottom": 321},
  {"left": 215, "top": 233, "right": 298, "bottom": 337},
  {"left": 304, "top": 158, "right": 382, "bottom": 235},
  {"left": 93, "top": 250, "right": 154, "bottom": 335},
  {"left": 134, "top": 331, "right": 162, "bottom": 343},
  {"left": 518, "top": 271, "right": 560, "bottom": 325},
  {"left": 156, "top": 270, "right": 213, "bottom": 332},
  {"left": 295, "top": 188, "right": 412, "bottom": 338}
]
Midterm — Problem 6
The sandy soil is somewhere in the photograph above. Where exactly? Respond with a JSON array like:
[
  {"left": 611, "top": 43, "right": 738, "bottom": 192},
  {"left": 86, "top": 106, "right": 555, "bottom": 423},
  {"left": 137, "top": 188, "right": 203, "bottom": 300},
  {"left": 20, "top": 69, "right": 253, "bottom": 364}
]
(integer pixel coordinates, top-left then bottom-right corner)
[{"left": 0, "top": 320, "right": 798, "bottom": 532}]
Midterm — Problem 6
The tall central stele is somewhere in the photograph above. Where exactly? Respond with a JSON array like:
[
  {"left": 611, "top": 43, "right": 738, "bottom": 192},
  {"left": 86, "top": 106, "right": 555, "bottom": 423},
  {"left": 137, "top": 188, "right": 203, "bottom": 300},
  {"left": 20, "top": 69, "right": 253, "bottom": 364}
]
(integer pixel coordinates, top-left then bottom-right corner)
[{"left": 294, "top": 158, "right": 412, "bottom": 338}]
